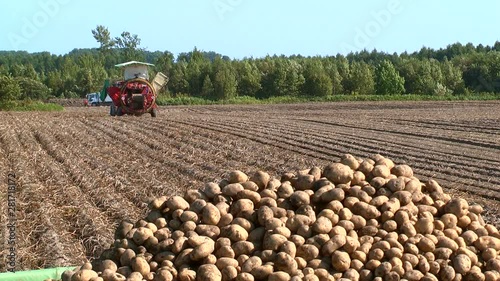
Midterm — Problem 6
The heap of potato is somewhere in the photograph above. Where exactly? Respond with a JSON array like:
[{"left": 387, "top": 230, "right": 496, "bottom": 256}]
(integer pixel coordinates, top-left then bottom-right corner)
[{"left": 63, "top": 154, "right": 500, "bottom": 281}]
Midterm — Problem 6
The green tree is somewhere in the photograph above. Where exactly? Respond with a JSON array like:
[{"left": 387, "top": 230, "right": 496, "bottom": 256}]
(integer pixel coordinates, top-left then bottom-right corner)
[
  {"left": 213, "top": 59, "right": 238, "bottom": 100},
  {"left": 441, "top": 58, "right": 465, "bottom": 94},
  {"left": 155, "top": 51, "right": 175, "bottom": 76},
  {"left": 346, "top": 61, "right": 375, "bottom": 95},
  {"left": 16, "top": 77, "right": 51, "bottom": 100},
  {"left": 302, "top": 60, "right": 333, "bottom": 97},
  {"left": 92, "top": 25, "right": 115, "bottom": 52},
  {"left": 169, "top": 61, "right": 189, "bottom": 95},
  {"left": 258, "top": 58, "right": 304, "bottom": 97},
  {"left": 398, "top": 58, "right": 438, "bottom": 94},
  {"left": 0, "top": 75, "right": 21, "bottom": 102},
  {"left": 115, "top": 31, "right": 144, "bottom": 61},
  {"left": 375, "top": 60, "right": 405, "bottom": 95},
  {"left": 235, "top": 60, "right": 261, "bottom": 97},
  {"left": 10, "top": 63, "right": 39, "bottom": 80},
  {"left": 324, "top": 60, "right": 344, "bottom": 95},
  {"left": 46, "top": 71, "right": 64, "bottom": 97},
  {"left": 185, "top": 48, "right": 207, "bottom": 96},
  {"left": 201, "top": 75, "right": 215, "bottom": 98}
]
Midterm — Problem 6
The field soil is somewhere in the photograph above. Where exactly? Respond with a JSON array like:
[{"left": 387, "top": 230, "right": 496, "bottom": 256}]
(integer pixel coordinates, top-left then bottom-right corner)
[{"left": 0, "top": 100, "right": 499, "bottom": 270}]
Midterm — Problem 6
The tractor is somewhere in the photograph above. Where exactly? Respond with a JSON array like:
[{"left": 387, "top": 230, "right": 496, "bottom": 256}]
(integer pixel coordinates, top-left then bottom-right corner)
[{"left": 107, "top": 61, "right": 168, "bottom": 117}]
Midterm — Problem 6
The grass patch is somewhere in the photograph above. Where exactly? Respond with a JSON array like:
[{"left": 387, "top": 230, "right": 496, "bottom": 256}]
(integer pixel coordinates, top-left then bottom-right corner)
[
  {"left": 0, "top": 100, "right": 64, "bottom": 111},
  {"left": 157, "top": 93, "right": 500, "bottom": 106}
]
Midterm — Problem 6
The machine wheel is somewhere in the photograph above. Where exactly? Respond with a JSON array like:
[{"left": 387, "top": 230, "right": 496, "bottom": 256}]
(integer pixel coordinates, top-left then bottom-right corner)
[
  {"left": 150, "top": 108, "right": 157, "bottom": 118},
  {"left": 110, "top": 104, "right": 116, "bottom": 116}
]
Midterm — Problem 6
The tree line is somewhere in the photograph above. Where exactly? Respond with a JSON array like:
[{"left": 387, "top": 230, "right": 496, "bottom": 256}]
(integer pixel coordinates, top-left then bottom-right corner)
[{"left": 0, "top": 27, "right": 499, "bottom": 103}]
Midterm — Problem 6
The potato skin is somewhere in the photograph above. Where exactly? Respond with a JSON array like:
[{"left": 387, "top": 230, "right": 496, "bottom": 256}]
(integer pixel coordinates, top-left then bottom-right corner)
[{"left": 322, "top": 163, "right": 353, "bottom": 184}]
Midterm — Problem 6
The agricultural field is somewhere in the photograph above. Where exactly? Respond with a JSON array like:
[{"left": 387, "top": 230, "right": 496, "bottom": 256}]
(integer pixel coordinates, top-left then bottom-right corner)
[{"left": 0, "top": 100, "right": 499, "bottom": 270}]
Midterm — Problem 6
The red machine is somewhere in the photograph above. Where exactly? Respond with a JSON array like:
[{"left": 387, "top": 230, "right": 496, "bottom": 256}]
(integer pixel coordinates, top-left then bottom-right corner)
[{"left": 107, "top": 61, "right": 168, "bottom": 117}]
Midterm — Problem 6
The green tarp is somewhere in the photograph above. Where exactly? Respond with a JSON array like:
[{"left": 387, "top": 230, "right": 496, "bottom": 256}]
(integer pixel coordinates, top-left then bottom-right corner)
[
  {"left": 100, "top": 79, "right": 110, "bottom": 102},
  {"left": 0, "top": 267, "right": 76, "bottom": 281}
]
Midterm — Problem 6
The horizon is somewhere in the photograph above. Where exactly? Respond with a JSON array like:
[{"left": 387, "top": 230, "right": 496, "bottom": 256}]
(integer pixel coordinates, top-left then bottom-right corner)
[{"left": 1, "top": 1, "right": 500, "bottom": 59}]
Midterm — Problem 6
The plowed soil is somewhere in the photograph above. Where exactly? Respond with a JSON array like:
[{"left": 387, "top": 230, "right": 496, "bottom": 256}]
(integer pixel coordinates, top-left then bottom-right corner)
[{"left": 0, "top": 100, "right": 499, "bottom": 270}]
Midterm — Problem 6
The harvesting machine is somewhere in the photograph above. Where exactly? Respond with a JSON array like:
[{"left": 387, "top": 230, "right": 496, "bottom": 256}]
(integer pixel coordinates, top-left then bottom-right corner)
[{"left": 107, "top": 61, "right": 168, "bottom": 117}]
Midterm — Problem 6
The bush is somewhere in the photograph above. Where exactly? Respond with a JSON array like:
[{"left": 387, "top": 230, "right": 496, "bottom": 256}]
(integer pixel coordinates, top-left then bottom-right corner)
[
  {"left": 0, "top": 75, "right": 21, "bottom": 102},
  {"left": 17, "top": 77, "right": 52, "bottom": 100}
]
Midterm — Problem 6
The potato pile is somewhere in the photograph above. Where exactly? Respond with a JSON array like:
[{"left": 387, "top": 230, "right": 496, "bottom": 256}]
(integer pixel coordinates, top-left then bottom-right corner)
[{"left": 63, "top": 154, "right": 500, "bottom": 281}]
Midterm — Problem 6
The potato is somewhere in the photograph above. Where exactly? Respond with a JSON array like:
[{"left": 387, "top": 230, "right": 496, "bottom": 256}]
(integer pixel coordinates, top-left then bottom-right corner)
[
  {"left": 469, "top": 204, "right": 484, "bottom": 215},
  {"left": 250, "top": 171, "right": 270, "bottom": 190},
  {"left": 286, "top": 215, "right": 311, "bottom": 232},
  {"left": 295, "top": 174, "right": 315, "bottom": 191},
  {"left": 241, "top": 180, "right": 259, "bottom": 192},
  {"left": 274, "top": 252, "right": 298, "bottom": 275},
  {"left": 290, "top": 191, "right": 310, "bottom": 207},
  {"left": 320, "top": 188, "right": 345, "bottom": 203},
  {"left": 415, "top": 217, "right": 434, "bottom": 235},
  {"left": 130, "top": 257, "right": 150, "bottom": 276},
  {"left": 185, "top": 189, "right": 208, "bottom": 204},
  {"left": 70, "top": 270, "right": 98, "bottom": 281},
  {"left": 331, "top": 251, "right": 350, "bottom": 272},
  {"left": 312, "top": 217, "right": 333, "bottom": 234},
  {"left": 197, "top": 264, "right": 222, "bottom": 281},
  {"left": 132, "top": 227, "right": 154, "bottom": 245},
  {"left": 484, "top": 271, "right": 500, "bottom": 281},
  {"left": 352, "top": 171, "right": 366, "bottom": 186},
  {"left": 190, "top": 199, "right": 208, "bottom": 214},
  {"left": 196, "top": 225, "right": 221, "bottom": 240},
  {"left": 232, "top": 241, "right": 255, "bottom": 257},
  {"left": 380, "top": 198, "right": 401, "bottom": 213},
  {"left": 387, "top": 178, "right": 406, "bottom": 193},
  {"left": 340, "top": 154, "right": 359, "bottom": 170},
  {"left": 277, "top": 182, "right": 294, "bottom": 199},
  {"left": 392, "top": 164, "right": 413, "bottom": 178},
  {"left": 453, "top": 254, "right": 472, "bottom": 275},
  {"left": 280, "top": 241, "right": 297, "bottom": 258},
  {"left": 98, "top": 259, "right": 118, "bottom": 272},
  {"left": 392, "top": 191, "right": 412, "bottom": 206},
  {"left": 474, "top": 236, "right": 500, "bottom": 251},
  {"left": 268, "top": 178, "right": 283, "bottom": 191},
  {"left": 120, "top": 249, "right": 136, "bottom": 266},
  {"left": 228, "top": 170, "right": 248, "bottom": 184},
  {"left": 417, "top": 236, "right": 436, "bottom": 252},
  {"left": 322, "top": 163, "right": 353, "bottom": 184},
  {"left": 404, "top": 269, "right": 424, "bottom": 281},
  {"left": 167, "top": 196, "right": 190, "bottom": 211},
  {"left": 178, "top": 269, "right": 197, "bottom": 281},
  {"left": 191, "top": 241, "right": 216, "bottom": 261},
  {"left": 444, "top": 198, "right": 469, "bottom": 217},
  {"left": 251, "top": 265, "right": 274, "bottom": 280},
  {"left": 231, "top": 199, "right": 254, "bottom": 218},
  {"left": 222, "top": 183, "right": 244, "bottom": 197},
  {"left": 297, "top": 244, "right": 320, "bottom": 261},
  {"left": 372, "top": 165, "right": 391, "bottom": 178},
  {"left": 115, "top": 221, "right": 135, "bottom": 240},
  {"left": 220, "top": 224, "right": 248, "bottom": 242},
  {"left": 127, "top": 272, "right": 143, "bottom": 281},
  {"left": 263, "top": 234, "right": 288, "bottom": 251},
  {"left": 352, "top": 201, "right": 380, "bottom": 220},
  {"left": 268, "top": 271, "right": 291, "bottom": 281},
  {"left": 236, "top": 190, "right": 261, "bottom": 205},
  {"left": 482, "top": 248, "right": 497, "bottom": 261}
]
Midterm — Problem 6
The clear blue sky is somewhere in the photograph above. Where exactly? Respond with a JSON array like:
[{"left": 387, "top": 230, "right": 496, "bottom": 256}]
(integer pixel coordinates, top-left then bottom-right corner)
[{"left": 1, "top": 0, "right": 499, "bottom": 59}]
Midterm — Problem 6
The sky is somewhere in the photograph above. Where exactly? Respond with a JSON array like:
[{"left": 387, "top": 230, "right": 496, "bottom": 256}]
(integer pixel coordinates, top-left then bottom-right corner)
[{"left": 1, "top": 0, "right": 499, "bottom": 59}]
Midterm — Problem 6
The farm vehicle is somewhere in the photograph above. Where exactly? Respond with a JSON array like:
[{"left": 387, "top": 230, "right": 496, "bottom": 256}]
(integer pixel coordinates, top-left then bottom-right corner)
[
  {"left": 107, "top": 61, "right": 168, "bottom": 117},
  {"left": 85, "top": 92, "right": 113, "bottom": 106}
]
